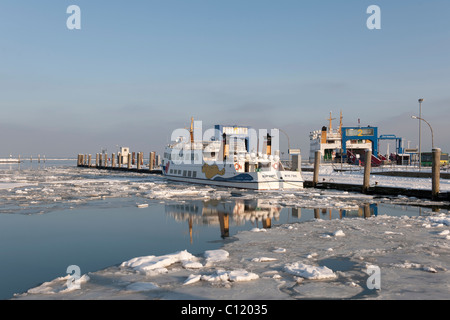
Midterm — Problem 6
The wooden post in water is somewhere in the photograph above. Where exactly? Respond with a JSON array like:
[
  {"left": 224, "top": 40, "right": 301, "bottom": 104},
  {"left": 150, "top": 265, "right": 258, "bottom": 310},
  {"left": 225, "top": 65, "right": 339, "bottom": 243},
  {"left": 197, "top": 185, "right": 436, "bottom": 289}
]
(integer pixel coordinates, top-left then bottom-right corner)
[
  {"left": 364, "top": 203, "right": 371, "bottom": 218},
  {"left": 313, "top": 151, "right": 321, "bottom": 187},
  {"left": 96, "top": 153, "right": 99, "bottom": 167},
  {"left": 137, "top": 152, "right": 141, "bottom": 170},
  {"left": 77, "top": 154, "right": 81, "bottom": 166},
  {"left": 111, "top": 153, "right": 116, "bottom": 168},
  {"left": 99, "top": 153, "right": 103, "bottom": 168},
  {"left": 127, "top": 153, "right": 132, "bottom": 169},
  {"left": 104, "top": 154, "right": 107, "bottom": 167},
  {"left": 88, "top": 154, "right": 92, "bottom": 167},
  {"left": 363, "top": 149, "right": 372, "bottom": 193},
  {"left": 118, "top": 153, "right": 122, "bottom": 167},
  {"left": 149, "top": 152, "right": 155, "bottom": 171},
  {"left": 432, "top": 148, "right": 441, "bottom": 200}
]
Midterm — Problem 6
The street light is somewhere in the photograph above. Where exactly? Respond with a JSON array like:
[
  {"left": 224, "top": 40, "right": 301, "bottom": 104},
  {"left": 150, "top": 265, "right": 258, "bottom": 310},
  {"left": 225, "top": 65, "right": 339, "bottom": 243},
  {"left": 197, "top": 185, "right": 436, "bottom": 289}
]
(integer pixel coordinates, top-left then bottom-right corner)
[
  {"left": 418, "top": 99, "right": 424, "bottom": 169},
  {"left": 411, "top": 115, "right": 434, "bottom": 150},
  {"left": 278, "top": 128, "right": 291, "bottom": 155}
]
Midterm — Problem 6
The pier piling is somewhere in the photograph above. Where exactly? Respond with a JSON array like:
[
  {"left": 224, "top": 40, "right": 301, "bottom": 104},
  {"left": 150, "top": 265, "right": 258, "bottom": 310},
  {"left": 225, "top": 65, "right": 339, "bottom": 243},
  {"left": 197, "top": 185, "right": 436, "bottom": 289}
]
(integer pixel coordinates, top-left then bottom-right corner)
[
  {"left": 149, "top": 152, "right": 156, "bottom": 171},
  {"left": 432, "top": 148, "right": 441, "bottom": 200},
  {"left": 313, "top": 151, "right": 320, "bottom": 187},
  {"left": 137, "top": 153, "right": 141, "bottom": 170},
  {"left": 363, "top": 149, "right": 372, "bottom": 193}
]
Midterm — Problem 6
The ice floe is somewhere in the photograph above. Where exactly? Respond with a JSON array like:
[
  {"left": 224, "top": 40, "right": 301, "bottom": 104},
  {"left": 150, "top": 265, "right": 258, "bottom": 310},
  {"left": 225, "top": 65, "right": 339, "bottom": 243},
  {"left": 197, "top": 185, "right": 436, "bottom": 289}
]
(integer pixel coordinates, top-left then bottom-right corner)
[{"left": 284, "top": 262, "right": 337, "bottom": 280}]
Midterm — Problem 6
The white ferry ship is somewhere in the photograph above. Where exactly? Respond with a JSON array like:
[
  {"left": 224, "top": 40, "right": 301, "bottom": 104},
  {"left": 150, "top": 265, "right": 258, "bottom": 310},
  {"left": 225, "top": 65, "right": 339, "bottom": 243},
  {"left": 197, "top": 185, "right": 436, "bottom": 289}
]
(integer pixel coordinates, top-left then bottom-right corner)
[
  {"left": 309, "top": 111, "right": 377, "bottom": 165},
  {"left": 161, "top": 119, "right": 303, "bottom": 190}
]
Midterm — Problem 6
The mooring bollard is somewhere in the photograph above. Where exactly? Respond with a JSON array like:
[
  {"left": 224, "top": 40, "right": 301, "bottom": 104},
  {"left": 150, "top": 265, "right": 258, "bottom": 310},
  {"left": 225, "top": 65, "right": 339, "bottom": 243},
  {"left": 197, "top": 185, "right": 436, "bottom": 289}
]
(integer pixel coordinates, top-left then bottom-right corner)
[
  {"left": 313, "top": 151, "right": 321, "bottom": 187},
  {"left": 432, "top": 148, "right": 441, "bottom": 200},
  {"left": 363, "top": 149, "right": 372, "bottom": 193}
]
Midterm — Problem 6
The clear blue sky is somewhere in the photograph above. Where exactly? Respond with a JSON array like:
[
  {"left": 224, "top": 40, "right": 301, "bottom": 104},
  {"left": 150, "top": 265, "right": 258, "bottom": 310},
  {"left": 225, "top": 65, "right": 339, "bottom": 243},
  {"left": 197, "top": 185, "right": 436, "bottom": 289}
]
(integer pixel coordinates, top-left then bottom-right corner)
[{"left": 1, "top": 0, "right": 449, "bottom": 157}]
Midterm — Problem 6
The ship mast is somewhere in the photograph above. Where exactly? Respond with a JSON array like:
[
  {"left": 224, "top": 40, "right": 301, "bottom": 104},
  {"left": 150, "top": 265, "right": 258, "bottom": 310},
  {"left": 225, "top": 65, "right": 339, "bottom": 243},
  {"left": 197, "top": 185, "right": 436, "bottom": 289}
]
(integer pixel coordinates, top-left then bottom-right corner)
[
  {"left": 190, "top": 117, "right": 194, "bottom": 143},
  {"left": 328, "top": 111, "right": 336, "bottom": 132}
]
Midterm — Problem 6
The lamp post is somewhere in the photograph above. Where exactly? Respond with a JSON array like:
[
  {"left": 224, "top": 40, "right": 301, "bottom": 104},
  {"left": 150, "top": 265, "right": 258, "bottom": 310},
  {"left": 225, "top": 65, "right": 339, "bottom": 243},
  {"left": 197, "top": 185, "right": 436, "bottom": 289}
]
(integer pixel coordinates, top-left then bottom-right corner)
[
  {"left": 278, "top": 128, "right": 291, "bottom": 163},
  {"left": 418, "top": 99, "right": 424, "bottom": 169},
  {"left": 411, "top": 115, "right": 434, "bottom": 150},
  {"left": 411, "top": 115, "right": 439, "bottom": 199}
]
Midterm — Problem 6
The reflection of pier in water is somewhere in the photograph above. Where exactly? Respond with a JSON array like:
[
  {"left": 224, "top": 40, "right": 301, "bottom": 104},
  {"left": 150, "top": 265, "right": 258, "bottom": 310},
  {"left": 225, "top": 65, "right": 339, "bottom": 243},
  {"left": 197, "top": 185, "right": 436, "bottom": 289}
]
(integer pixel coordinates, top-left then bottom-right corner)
[
  {"left": 165, "top": 200, "right": 378, "bottom": 243},
  {"left": 165, "top": 199, "right": 282, "bottom": 241},
  {"left": 311, "top": 203, "right": 378, "bottom": 220}
]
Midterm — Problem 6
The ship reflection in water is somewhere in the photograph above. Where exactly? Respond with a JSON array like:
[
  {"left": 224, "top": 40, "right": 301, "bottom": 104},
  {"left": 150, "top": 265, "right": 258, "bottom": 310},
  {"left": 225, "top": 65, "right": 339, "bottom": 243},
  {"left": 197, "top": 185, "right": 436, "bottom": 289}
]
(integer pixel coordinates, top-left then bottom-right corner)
[{"left": 165, "top": 199, "right": 378, "bottom": 243}]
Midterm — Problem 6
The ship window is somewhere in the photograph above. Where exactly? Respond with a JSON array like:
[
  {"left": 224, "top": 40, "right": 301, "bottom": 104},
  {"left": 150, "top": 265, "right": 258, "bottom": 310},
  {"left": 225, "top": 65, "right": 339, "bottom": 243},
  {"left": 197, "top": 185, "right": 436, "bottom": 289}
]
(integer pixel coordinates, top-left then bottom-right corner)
[
  {"left": 178, "top": 170, "right": 181, "bottom": 174},
  {"left": 183, "top": 170, "right": 187, "bottom": 177},
  {"left": 193, "top": 171, "right": 197, "bottom": 178},
  {"left": 188, "top": 171, "right": 192, "bottom": 177},
  {"left": 258, "top": 162, "right": 271, "bottom": 171}
]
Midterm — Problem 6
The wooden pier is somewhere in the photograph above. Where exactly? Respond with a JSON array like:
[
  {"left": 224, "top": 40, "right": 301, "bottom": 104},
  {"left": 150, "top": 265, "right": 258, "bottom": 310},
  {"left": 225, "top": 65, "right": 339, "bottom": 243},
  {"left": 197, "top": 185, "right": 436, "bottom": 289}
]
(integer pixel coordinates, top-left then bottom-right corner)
[
  {"left": 303, "top": 180, "right": 450, "bottom": 203},
  {"left": 76, "top": 153, "right": 162, "bottom": 174},
  {"left": 76, "top": 149, "right": 450, "bottom": 203},
  {"left": 305, "top": 149, "right": 450, "bottom": 202}
]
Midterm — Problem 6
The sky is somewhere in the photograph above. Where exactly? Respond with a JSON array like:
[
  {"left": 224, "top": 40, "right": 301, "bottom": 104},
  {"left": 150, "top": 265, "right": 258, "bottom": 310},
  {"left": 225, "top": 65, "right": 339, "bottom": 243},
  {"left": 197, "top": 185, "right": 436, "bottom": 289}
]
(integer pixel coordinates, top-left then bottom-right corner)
[{"left": 1, "top": 0, "right": 449, "bottom": 158}]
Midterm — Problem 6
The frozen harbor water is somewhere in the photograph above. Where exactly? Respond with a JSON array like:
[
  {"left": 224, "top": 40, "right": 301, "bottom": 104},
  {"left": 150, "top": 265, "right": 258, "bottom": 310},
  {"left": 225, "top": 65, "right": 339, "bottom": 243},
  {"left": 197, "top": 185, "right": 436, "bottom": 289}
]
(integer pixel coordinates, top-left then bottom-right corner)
[{"left": 1, "top": 161, "right": 449, "bottom": 300}]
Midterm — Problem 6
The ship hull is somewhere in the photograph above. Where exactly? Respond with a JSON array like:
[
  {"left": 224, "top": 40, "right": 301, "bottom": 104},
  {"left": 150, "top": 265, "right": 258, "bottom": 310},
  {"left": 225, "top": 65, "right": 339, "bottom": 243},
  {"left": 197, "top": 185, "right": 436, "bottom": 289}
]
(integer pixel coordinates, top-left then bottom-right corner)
[{"left": 162, "top": 163, "right": 303, "bottom": 190}]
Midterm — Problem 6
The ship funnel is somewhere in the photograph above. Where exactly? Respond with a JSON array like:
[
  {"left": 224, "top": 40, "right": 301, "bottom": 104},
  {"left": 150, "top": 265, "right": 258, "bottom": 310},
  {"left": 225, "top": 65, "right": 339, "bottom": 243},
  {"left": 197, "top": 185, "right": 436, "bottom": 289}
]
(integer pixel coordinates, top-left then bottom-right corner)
[
  {"left": 222, "top": 133, "right": 229, "bottom": 161},
  {"left": 321, "top": 126, "right": 327, "bottom": 144},
  {"left": 266, "top": 133, "right": 272, "bottom": 155}
]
